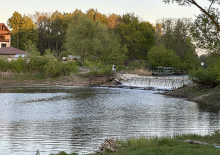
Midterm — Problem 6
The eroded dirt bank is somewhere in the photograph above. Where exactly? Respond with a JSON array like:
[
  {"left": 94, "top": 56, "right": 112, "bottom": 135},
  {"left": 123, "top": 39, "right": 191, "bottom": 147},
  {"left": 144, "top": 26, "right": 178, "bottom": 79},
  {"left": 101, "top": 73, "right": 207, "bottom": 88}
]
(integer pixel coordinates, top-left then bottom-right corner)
[{"left": 163, "top": 83, "right": 220, "bottom": 107}]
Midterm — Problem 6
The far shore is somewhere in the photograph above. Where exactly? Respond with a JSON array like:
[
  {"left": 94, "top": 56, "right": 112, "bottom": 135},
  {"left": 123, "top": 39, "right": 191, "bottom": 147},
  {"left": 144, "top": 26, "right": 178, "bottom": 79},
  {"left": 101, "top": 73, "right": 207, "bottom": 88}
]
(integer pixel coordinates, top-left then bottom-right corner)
[{"left": 1, "top": 74, "right": 219, "bottom": 109}]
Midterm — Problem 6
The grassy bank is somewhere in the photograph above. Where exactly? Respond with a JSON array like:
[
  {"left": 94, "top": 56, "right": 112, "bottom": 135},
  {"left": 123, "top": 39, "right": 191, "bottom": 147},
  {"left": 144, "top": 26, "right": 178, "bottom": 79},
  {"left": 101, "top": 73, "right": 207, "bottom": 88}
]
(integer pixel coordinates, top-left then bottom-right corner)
[
  {"left": 51, "top": 131, "right": 220, "bottom": 155},
  {"left": 164, "top": 82, "right": 220, "bottom": 107}
]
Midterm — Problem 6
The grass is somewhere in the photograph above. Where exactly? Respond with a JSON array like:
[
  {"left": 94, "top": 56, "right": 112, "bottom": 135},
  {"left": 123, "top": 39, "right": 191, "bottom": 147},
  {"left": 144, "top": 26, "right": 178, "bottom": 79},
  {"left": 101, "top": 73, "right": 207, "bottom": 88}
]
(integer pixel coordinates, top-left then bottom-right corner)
[
  {"left": 165, "top": 83, "right": 220, "bottom": 107},
  {"left": 51, "top": 131, "right": 220, "bottom": 155}
]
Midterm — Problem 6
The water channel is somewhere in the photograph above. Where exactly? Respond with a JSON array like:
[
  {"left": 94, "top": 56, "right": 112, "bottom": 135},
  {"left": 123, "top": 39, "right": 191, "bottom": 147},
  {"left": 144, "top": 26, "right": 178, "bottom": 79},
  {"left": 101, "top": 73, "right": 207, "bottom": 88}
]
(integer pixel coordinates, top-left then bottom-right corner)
[{"left": 0, "top": 83, "right": 220, "bottom": 155}]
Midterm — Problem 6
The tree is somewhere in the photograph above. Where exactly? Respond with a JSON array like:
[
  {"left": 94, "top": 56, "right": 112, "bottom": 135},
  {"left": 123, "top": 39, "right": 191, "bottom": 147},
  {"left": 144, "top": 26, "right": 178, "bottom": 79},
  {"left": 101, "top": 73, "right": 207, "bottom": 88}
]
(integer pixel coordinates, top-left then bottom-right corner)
[
  {"left": 50, "top": 11, "right": 66, "bottom": 55},
  {"left": 65, "top": 15, "right": 127, "bottom": 66},
  {"left": 158, "top": 18, "right": 193, "bottom": 57},
  {"left": 106, "top": 13, "right": 118, "bottom": 29},
  {"left": 191, "top": 9, "right": 220, "bottom": 50},
  {"left": 7, "top": 11, "right": 38, "bottom": 50},
  {"left": 154, "top": 23, "right": 163, "bottom": 46},
  {"left": 147, "top": 45, "right": 181, "bottom": 68},
  {"left": 7, "top": 11, "right": 22, "bottom": 48},
  {"left": 116, "top": 13, "right": 155, "bottom": 60},
  {"left": 32, "top": 11, "right": 51, "bottom": 55},
  {"left": 86, "top": 8, "right": 107, "bottom": 25},
  {"left": 163, "top": 0, "right": 220, "bottom": 31}
]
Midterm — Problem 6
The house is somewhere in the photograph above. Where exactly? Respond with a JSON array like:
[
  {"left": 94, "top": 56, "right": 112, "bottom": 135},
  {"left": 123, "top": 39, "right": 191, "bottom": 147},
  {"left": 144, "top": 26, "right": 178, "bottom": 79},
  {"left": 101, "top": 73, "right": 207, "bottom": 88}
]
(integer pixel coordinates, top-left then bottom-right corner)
[
  {"left": 0, "top": 47, "right": 28, "bottom": 60},
  {"left": 0, "top": 23, "right": 28, "bottom": 60},
  {"left": 0, "top": 23, "right": 11, "bottom": 48}
]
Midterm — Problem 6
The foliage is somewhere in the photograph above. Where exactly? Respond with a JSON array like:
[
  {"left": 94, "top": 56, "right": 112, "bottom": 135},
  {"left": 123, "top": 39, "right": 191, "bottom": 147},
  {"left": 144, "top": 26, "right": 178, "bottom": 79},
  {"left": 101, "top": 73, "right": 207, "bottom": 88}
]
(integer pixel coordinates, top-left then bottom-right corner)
[
  {"left": 128, "top": 61, "right": 144, "bottom": 69},
  {"left": 188, "top": 67, "right": 216, "bottom": 86},
  {"left": 163, "top": 0, "right": 220, "bottom": 50},
  {"left": 199, "top": 54, "right": 208, "bottom": 68},
  {"left": 0, "top": 48, "right": 78, "bottom": 78},
  {"left": 158, "top": 18, "right": 193, "bottom": 57},
  {"left": 13, "top": 56, "right": 27, "bottom": 73},
  {"left": 33, "top": 11, "right": 67, "bottom": 55},
  {"left": 65, "top": 15, "right": 127, "bottom": 66},
  {"left": 116, "top": 13, "right": 156, "bottom": 60},
  {"left": 7, "top": 11, "right": 38, "bottom": 50},
  {"left": 54, "top": 131, "right": 220, "bottom": 155},
  {"left": 154, "top": 18, "right": 200, "bottom": 71},
  {"left": 147, "top": 45, "right": 181, "bottom": 69},
  {"left": 191, "top": 9, "right": 220, "bottom": 50},
  {"left": 50, "top": 151, "right": 77, "bottom": 155},
  {"left": 189, "top": 50, "right": 220, "bottom": 86},
  {"left": 163, "top": 0, "right": 220, "bottom": 30},
  {"left": 0, "top": 57, "right": 10, "bottom": 72}
]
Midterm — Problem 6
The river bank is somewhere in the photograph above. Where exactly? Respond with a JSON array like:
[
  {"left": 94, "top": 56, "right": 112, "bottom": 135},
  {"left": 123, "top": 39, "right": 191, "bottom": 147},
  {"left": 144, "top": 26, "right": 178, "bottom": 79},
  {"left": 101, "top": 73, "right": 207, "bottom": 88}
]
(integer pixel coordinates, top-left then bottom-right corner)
[
  {"left": 51, "top": 131, "right": 220, "bottom": 155},
  {"left": 163, "top": 82, "right": 220, "bottom": 107},
  {"left": 0, "top": 74, "right": 111, "bottom": 88},
  {"left": 1, "top": 73, "right": 220, "bottom": 107}
]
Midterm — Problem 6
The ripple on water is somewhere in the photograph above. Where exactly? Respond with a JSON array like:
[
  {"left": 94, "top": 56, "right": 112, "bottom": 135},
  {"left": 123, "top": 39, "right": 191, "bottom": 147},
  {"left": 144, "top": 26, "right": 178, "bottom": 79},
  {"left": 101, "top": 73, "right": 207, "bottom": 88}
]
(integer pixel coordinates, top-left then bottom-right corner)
[{"left": 0, "top": 84, "right": 219, "bottom": 155}]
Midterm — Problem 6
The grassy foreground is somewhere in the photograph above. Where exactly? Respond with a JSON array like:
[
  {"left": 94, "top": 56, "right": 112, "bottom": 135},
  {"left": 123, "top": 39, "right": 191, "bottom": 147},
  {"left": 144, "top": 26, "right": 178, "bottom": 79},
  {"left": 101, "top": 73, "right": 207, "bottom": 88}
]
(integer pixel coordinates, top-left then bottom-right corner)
[{"left": 51, "top": 131, "right": 220, "bottom": 155}]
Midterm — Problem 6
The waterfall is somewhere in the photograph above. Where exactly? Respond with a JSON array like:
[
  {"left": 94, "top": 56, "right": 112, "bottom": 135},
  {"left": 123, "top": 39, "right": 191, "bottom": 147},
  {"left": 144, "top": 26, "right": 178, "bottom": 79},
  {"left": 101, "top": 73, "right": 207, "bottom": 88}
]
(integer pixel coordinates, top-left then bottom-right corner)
[{"left": 119, "top": 74, "right": 191, "bottom": 90}]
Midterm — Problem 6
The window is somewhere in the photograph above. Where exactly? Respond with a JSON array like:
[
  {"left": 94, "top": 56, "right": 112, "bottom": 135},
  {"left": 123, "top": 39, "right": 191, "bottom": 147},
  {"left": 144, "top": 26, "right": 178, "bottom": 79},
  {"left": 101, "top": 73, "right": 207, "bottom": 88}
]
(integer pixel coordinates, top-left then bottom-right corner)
[{"left": 1, "top": 43, "right": 6, "bottom": 48}]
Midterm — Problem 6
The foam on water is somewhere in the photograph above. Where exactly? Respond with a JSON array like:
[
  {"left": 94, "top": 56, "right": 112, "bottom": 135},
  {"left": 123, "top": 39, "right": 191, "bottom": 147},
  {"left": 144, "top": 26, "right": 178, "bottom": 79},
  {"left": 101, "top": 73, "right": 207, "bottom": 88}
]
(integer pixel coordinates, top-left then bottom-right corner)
[{"left": 119, "top": 74, "right": 191, "bottom": 90}]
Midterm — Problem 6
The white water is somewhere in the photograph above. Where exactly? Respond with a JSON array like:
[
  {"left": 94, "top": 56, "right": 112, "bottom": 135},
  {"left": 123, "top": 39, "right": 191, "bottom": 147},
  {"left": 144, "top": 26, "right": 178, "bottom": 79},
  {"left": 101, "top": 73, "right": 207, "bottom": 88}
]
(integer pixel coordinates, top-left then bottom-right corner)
[{"left": 119, "top": 74, "right": 191, "bottom": 90}]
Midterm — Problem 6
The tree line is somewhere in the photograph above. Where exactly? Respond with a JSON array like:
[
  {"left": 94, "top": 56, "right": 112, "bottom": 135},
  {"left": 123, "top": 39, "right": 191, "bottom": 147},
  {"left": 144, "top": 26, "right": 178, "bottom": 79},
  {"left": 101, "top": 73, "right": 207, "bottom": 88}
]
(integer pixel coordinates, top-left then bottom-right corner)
[{"left": 6, "top": 7, "right": 207, "bottom": 77}]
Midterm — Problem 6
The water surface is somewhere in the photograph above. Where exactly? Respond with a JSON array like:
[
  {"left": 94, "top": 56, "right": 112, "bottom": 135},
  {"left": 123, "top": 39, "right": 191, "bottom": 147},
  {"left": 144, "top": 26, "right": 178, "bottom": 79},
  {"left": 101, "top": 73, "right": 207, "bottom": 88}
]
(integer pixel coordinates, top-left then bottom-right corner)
[{"left": 0, "top": 84, "right": 220, "bottom": 155}]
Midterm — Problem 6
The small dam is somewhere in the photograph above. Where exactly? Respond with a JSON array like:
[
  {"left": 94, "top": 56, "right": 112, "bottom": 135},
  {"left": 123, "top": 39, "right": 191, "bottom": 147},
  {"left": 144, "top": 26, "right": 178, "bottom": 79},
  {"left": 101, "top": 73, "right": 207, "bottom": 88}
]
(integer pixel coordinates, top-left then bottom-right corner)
[{"left": 117, "top": 74, "right": 191, "bottom": 90}]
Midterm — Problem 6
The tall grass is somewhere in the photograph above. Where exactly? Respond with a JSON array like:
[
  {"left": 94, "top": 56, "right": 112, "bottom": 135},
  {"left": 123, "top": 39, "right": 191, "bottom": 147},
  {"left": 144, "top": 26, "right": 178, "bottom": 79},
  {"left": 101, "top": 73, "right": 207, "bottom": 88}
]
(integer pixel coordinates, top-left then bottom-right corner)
[
  {"left": 88, "top": 131, "right": 220, "bottom": 155},
  {"left": 51, "top": 131, "right": 220, "bottom": 155}
]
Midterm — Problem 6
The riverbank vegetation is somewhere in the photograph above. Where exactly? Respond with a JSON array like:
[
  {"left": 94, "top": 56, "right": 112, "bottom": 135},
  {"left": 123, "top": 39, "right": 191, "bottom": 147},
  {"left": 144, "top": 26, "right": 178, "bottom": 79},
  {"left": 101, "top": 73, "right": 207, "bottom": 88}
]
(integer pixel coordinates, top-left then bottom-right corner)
[
  {"left": 51, "top": 131, "right": 220, "bottom": 155},
  {"left": 3, "top": 9, "right": 202, "bottom": 80},
  {"left": 3, "top": 2, "right": 220, "bottom": 101}
]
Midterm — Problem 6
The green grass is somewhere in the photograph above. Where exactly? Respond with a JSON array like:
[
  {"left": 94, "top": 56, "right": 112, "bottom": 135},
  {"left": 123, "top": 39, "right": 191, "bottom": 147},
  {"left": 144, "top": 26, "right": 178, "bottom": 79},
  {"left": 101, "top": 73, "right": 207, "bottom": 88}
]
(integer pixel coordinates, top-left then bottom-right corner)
[{"left": 52, "top": 131, "right": 220, "bottom": 155}]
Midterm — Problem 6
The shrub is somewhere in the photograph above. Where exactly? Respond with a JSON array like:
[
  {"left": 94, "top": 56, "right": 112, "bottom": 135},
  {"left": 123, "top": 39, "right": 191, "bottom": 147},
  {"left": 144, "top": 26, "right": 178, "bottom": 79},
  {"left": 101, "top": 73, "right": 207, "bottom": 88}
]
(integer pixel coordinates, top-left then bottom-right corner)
[
  {"left": 128, "top": 61, "right": 144, "bottom": 69},
  {"left": 188, "top": 67, "right": 216, "bottom": 86}
]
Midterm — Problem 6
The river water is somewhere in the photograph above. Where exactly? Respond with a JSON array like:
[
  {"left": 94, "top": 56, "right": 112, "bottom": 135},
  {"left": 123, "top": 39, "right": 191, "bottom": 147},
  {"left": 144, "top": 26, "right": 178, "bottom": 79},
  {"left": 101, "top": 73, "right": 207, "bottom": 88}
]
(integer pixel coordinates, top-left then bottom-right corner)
[{"left": 0, "top": 83, "right": 220, "bottom": 155}]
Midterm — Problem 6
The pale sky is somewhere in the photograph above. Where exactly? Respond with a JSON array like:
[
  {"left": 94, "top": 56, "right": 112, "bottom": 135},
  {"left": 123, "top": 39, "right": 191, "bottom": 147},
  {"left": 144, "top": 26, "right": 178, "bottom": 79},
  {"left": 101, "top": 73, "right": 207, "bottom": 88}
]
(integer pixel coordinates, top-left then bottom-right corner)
[{"left": 1, "top": 0, "right": 212, "bottom": 25}]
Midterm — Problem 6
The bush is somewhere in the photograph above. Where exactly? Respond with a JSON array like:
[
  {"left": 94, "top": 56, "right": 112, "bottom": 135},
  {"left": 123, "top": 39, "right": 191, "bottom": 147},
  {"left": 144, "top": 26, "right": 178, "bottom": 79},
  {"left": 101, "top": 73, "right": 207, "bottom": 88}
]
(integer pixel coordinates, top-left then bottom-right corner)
[
  {"left": 188, "top": 67, "right": 216, "bottom": 86},
  {"left": 0, "top": 57, "right": 10, "bottom": 72},
  {"left": 128, "top": 61, "right": 144, "bottom": 69},
  {"left": 62, "top": 61, "right": 78, "bottom": 75}
]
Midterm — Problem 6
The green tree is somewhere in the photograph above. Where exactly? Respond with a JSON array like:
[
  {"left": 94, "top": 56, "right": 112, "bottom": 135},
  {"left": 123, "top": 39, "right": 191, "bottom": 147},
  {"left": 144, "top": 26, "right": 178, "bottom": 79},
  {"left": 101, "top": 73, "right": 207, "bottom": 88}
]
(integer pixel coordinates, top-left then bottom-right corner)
[
  {"left": 65, "top": 15, "right": 127, "bottom": 66},
  {"left": 7, "top": 11, "right": 38, "bottom": 50},
  {"left": 147, "top": 45, "right": 181, "bottom": 69},
  {"left": 33, "top": 11, "right": 51, "bottom": 55},
  {"left": 163, "top": 0, "right": 220, "bottom": 31},
  {"left": 50, "top": 11, "right": 66, "bottom": 55},
  {"left": 7, "top": 11, "right": 23, "bottom": 48},
  {"left": 191, "top": 9, "right": 220, "bottom": 50},
  {"left": 117, "top": 13, "right": 155, "bottom": 60}
]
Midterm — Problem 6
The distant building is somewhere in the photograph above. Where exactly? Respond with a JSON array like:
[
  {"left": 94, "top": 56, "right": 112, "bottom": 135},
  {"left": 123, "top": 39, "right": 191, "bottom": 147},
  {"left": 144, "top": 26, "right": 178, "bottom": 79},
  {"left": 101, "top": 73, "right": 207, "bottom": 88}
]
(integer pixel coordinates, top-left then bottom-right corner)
[
  {"left": 0, "top": 47, "right": 28, "bottom": 58},
  {"left": 0, "top": 23, "right": 11, "bottom": 48},
  {"left": 0, "top": 23, "right": 28, "bottom": 61}
]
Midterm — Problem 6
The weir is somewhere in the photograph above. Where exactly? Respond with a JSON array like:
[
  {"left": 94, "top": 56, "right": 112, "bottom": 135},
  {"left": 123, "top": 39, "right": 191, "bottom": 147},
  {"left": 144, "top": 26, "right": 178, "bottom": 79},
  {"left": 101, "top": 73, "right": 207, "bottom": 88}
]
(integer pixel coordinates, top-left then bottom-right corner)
[{"left": 118, "top": 74, "right": 192, "bottom": 90}]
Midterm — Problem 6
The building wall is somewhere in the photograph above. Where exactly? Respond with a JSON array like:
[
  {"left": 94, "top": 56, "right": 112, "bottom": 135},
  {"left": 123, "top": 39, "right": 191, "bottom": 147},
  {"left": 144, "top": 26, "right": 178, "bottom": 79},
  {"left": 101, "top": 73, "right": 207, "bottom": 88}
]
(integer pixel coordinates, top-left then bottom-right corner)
[
  {"left": 0, "top": 54, "right": 15, "bottom": 58},
  {"left": 0, "top": 34, "right": 11, "bottom": 48}
]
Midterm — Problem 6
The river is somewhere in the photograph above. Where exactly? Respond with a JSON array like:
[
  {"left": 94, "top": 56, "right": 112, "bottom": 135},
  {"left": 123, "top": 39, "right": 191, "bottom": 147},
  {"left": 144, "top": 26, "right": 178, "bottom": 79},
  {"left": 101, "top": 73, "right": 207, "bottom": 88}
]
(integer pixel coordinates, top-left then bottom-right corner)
[{"left": 0, "top": 83, "right": 220, "bottom": 155}]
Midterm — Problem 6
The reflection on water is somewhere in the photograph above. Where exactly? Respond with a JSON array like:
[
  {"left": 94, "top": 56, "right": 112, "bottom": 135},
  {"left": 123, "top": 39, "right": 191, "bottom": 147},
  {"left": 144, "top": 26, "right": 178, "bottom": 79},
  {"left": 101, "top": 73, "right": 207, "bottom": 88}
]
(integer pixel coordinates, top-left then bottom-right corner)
[{"left": 0, "top": 83, "right": 220, "bottom": 155}]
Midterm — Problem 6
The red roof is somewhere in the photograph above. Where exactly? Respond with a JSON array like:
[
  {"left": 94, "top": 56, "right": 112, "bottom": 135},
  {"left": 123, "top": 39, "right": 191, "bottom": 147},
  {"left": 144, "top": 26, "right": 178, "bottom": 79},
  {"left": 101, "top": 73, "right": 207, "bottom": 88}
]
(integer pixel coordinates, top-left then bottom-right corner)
[
  {"left": 0, "top": 23, "right": 10, "bottom": 32},
  {"left": 0, "top": 47, "right": 28, "bottom": 55}
]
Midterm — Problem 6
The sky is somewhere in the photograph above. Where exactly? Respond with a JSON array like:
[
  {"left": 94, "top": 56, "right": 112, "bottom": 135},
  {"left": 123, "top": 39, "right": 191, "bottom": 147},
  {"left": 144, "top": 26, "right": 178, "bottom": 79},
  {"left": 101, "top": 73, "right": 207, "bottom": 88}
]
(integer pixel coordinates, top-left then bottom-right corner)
[{"left": 1, "top": 0, "right": 212, "bottom": 25}]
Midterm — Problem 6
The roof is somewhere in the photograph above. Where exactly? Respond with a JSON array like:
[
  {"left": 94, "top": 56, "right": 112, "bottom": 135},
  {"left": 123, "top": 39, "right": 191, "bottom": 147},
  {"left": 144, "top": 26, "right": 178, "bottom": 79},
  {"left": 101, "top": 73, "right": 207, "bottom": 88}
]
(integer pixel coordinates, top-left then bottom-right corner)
[
  {"left": 0, "top": 47, "right": 28, "bottom": 55},
  {"left": 0, "top": 23, "right": 10, "bottom": 32}
]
